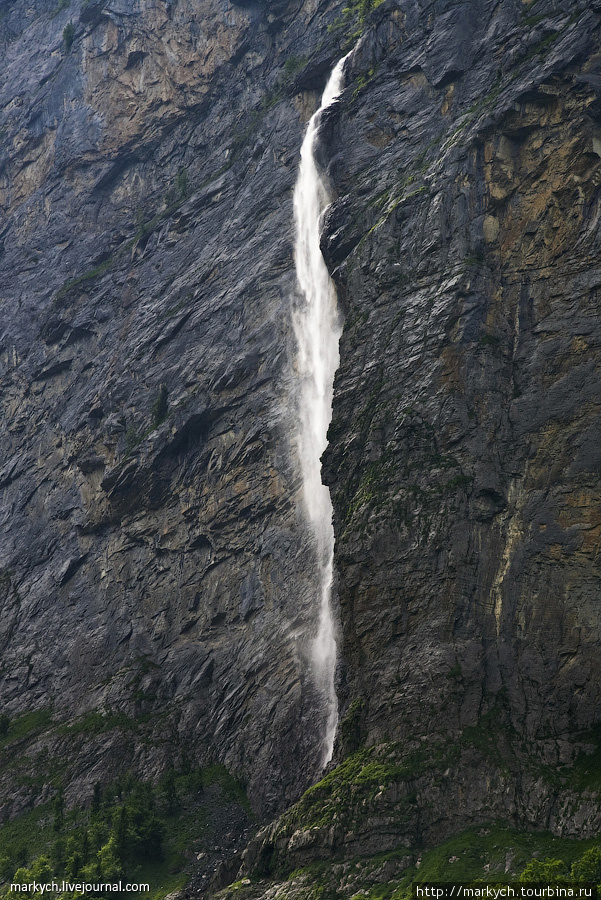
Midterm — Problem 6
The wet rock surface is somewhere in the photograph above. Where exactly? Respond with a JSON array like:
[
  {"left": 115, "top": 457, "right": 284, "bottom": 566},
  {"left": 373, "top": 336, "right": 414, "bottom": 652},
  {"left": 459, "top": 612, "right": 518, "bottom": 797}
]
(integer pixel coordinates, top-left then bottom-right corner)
[
  {"left": 0, "top": 0, "right": 347, "bottom": 817},
  {"left": 324, "top": 0, "right": 601, "bottom": 758},
  {"left": 319, "top": 0, "right": 601, "bottom": 854},
  {"left": 1, "top": 0, "right": 600, "bottom": 887},
  {"left": 205, "top": 0, "right": 601, "bottom": 890}
]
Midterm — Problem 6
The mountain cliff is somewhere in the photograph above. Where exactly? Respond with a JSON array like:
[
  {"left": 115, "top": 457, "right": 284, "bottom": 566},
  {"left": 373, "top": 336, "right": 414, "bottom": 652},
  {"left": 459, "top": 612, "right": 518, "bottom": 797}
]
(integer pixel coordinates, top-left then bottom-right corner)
[
  {"left": 0, "top": 0, "right": 348, "bottom": 819},
  {"left": 229, "top": 0, "right": 601, "bottom": 892},
  {"left": 0, "top": 0, "right": 600, "bottom": 895}
]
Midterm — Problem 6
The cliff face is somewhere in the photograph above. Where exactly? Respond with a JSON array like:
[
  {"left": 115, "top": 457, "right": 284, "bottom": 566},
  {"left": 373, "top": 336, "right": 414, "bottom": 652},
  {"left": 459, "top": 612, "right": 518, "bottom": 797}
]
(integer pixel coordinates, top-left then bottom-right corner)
[
  {"left": 1, "top": 0, "right": 600, "bottom": 884},
  {"left": 0, "top": 0, "right": 346, "bottom": 816},
  {"left": 324, "top": 0, "right": 601, "bottom": 785},
  {"left": 220, "top": 1, "right": 601, "bottom": 892},
  {"left": 223, "top": 0, "right": 601, "bottom": 888}
]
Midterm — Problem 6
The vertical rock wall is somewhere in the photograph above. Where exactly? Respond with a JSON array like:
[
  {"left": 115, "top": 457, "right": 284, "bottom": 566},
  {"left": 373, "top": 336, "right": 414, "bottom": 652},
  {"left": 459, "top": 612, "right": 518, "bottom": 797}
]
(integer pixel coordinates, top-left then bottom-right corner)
[
  {"left": 0, "top": 0, "right": 348, "bottom": 816},
  {"left": 322, "top": 0, "right": 601, "bottom": 790}
]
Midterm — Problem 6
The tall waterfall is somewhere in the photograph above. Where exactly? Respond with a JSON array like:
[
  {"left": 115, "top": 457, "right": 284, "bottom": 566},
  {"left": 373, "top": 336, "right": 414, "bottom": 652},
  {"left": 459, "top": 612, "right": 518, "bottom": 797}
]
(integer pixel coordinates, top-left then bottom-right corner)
[{"left": 293, "top": 55, "right": 349, "bottom": 767}]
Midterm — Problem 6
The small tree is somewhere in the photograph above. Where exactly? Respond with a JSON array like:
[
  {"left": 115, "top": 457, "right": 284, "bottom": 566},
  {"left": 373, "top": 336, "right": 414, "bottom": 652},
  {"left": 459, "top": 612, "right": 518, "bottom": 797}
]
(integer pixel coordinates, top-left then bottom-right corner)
[
  {"left": 65, "top": 849, "right": 82, "bottom": 880},
  {"left": 91, "top": 781, "right": 102, "bottom": 817},
  {"left": 97, "top": 836, "right": 124, "bottom": 880},
  {"left": 80, "top": 830, "right": 90, "bottom": 864},
  {"left": 11, "top": 857, "right": 53, "bottom": 900},
  {"left": 176, "top": 167, "right": 188, "bottom": 199},
  {"left": 63, "top": 22, "right": 75, "bottom": 50},
  {"left": 52, "top": 789, "right": 65, "bottom": 833},
  {"left": 0, "top": 713, "right": 9, "bottom": 738},
  {"left": 179, "top": 748, "right": 192, "bottom": 776},
  {"left": 125, "top": 426, "right": 141, "bottom": 453},
  {"left": 0, "top": 854, "right": 13, "bottom": 881},
  {"left": 572, "top": 846, "right": 601, "bottom": 882},
  {"left": 162, "top": 767, "right": 179, "bottom": 815},
  {"left": 520, "top": 858, "right": 568, "bottom": 883},
  {"left": 112, "top": 805, "right": 128, "bottom": 862},
  {"left": 65, "top": 835, "right": 83, "bottom": 879},
  {"left": 151, "top": 383, "right": 168, "bottom": 427},
  {"left": 88, "top": 821, "right": 107, "bottom": 855},
  {"left": 50, "top": 837, "right": 66, "bottom": 874}
]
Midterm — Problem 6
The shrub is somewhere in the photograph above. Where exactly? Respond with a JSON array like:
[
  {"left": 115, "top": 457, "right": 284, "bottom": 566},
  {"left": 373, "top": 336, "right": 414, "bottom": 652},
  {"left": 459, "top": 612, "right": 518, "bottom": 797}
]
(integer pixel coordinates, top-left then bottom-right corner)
[
  {"left": 283, "top": 54, "right": 307, "bottom": 77},
  {"left": 572, "top": 846, "right": 601, "bottom": 882},
  {"left": 151, "top": 383, "right": 168, "bottom": 427},
  {"left": 91, "top": 782, "right": 102, "bottom": 817},
  {"left": 125, "top": 427, "right": 141, "bottom": 453},
  {"left": 52, "top": 791, "right": 64, "bottom": 833},
  {"left": 62, "top": 22, "right": 75, "bottom": 49},
  {"left": 161, "top": 767, "right": 179, "bottom": 815},
  {"left": 176, "top": 167, "right": 188, "bottom": 199},
  {"left": 520, "top": 858, "right": 568, "bottom": 882}
]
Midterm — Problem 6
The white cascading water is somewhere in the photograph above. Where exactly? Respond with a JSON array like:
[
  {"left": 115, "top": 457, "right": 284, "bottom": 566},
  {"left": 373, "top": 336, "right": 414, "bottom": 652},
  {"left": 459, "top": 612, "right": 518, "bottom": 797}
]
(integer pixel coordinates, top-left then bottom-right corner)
[{"left": 292, "top": 54, "right": 350, "bottom": 767}]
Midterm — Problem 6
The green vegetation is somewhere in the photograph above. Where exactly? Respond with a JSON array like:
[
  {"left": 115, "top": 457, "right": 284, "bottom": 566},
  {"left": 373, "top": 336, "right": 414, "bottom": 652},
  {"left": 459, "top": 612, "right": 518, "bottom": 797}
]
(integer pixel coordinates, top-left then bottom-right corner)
[
  {"left": 521, "top": 13, "right": 547, "bottom": 27},
  {"left": 259, "top": 829, "right": 601, "bottom": 900},
  {"left": 0, "top": 709, "right": 53, "bottom": 749},
  {"left": 257, "top": 712, "right": 601, "bottom": 889},
  {"left": 0, "top": 804, "right": 55, "bottom": 880},
  {"left": 329, "top": 0, "right": 386, "bottom": 45},
  {"left": 53, "top": 166, "right": 201, "bottom": 306},
  {"left": 533, "top": 30, "right": 560, "bottom": 54},
  {"left": 175, "top": 167, "right": 188, "bottom": 199},
  {"left": 520, "top": 858, "right": 568, "bottom": 883},
  {"left": 62, "top": 22, "right": 75, "bottom": 50},
  {"left": 571, "top": 846, "right": 601, "bottom": 882},
  {"left": 226, "top": 52, "right": 307, "bottom": 143},
  {"left": 479, "top": 334, "right": 500, "bottom": 347},
  {"left": 410, "top": 829, "right": 600, "bottom": 891},
  {"left": 408, "top": 829, "right": 599, "bottom": 890},
  {"left": 352, "top": 66, "right": 376, "bottom": 100},
  {"left": 151, "top": 384, "right": 168, "bottom": 427},
  {"left": 464, "top": 251, "right": 486, "bottom": 267},
  {"left": 364, "top": 178, "right": 428, "bottom": 239},
  {"left": 517, "top": 845, "right": 601, "bottom": 887},
  {"left": 339, "top": 698, "right": 365, "bottom": 753},
  {"left": 201, "top": 764, "right": 252, "bottom": 815},
  {"left": 1, "top": 778, "right": 166, "bottom": 898},
  {"left": 273, "top": 742, "right": 450, "bottom": 850},
  {"left": 125, "top": 427, "right": 142, "bottom": 453},
  {"left": 55, "top": 256, "right": 113, "bottom": 303},
  {"left": 340, "top": 412, "right": 472, "bottom": 538},
  {"left": 513, "top": 28, "right": 561, "bottom": 69},
  {"left": 345, "top": 457, "right": 394, "bottom": 523},
  {"left": 564, "top": 728, "right": 601, "bottom": 793},
  {"left": 0, "top": 765, "right": 251, "bottom": 900},
  {"left": 56, "top": 710, "right": 139, "bottom": 737},
  {"left": 51, "top": 0, "right": 70, "bottom": 17},
  {"left": 283, "top": 53, "right": 307, "bottom": 78},
  {"left": 120, "top": 383, "right": 169, "bottom": 458},
  {"left": 444, "top": 473, "right": 473, "bottom": 492},
  {"left": 248, "top": 53, "right": 308, "bottom": 116}
]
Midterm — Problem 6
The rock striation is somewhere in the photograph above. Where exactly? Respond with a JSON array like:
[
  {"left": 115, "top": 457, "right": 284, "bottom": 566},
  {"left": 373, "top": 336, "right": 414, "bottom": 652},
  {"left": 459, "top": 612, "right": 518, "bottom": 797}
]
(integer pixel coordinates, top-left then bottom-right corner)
[
  {"left": 324, "top": 0, "right": 601, "bottom": 790},
  {"left": 220, "top": 0, "right": 601, "bottom": 887},
  {"left": 0, "top": 0, "right": 600, "bottom": 885},
  {"left": 0, "top": 0, "right": 349, "bottom": 817}
]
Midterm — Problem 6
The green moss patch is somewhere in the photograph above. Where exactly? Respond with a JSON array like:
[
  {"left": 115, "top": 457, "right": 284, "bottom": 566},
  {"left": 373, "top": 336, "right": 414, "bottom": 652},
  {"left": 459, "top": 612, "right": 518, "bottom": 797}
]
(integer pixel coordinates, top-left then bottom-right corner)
[{"left": 249, "top": 828, "right": 601, "bottom": 900}]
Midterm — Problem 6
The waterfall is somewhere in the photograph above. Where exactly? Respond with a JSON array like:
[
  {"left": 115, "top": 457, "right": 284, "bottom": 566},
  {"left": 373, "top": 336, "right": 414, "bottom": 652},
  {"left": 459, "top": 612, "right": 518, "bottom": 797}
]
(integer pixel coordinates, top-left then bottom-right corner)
[{"left": 292, "top": 54, "right": 349, "bottom": 767}]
